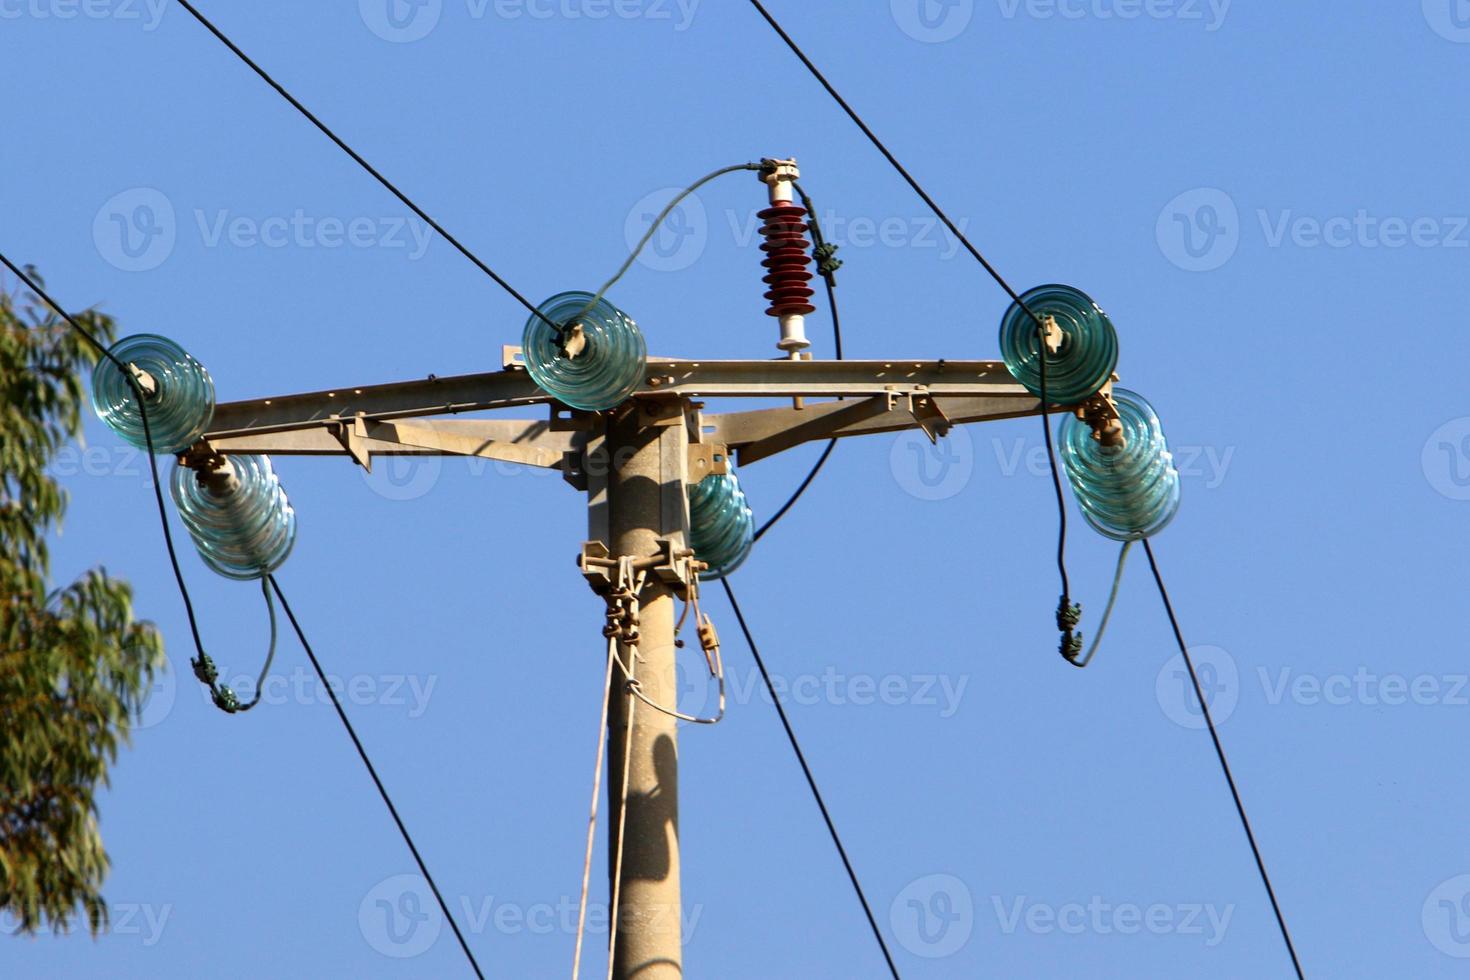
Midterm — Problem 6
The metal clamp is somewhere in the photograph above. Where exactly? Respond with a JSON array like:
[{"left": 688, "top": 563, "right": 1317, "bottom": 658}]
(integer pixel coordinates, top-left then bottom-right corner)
[{"left": 580, "top": 539, "right": 705, "bottom": 600}]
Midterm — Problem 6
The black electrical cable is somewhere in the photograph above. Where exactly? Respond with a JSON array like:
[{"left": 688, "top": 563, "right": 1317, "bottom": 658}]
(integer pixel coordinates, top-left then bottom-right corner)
[
  {"left": 753, "top": 182, "right": 842, "bottom": 544},
  {"left": 725, "top": 197, "right": 899, "bottom": 972},
  {"left": 719, "top": 578, "right": 901, "bottom": 979},
  {"left": 0, "top": 255, "right": 485, "bottom": 978},
  {"left": 1141, "top": 539, "right": 1305, "bottom": 979},
  {"left": 743, "top": 0, "right": 1075, "bottom": 646},
  {"left": 169, "top": 0, "right": 558, "bottom": 332},
  {"left": 268, "top": 575, "right": 486, "bottom": 980}
]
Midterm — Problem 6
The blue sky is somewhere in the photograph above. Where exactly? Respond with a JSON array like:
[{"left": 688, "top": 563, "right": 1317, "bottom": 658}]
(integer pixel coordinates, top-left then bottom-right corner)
[{"left": 3, "top": 1, "right": 1468, "bottom": 976}]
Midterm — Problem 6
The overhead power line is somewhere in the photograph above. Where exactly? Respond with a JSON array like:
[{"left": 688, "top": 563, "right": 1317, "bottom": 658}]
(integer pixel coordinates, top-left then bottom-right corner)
[
  {"left": 742, "top": 7, "right": 1304, "bottom": 975},
  {"left": 742, "top": 0, "right": 1077, "bottom": 654},
  {"left": 170, "top": 0, "right": 557, "bottom": 331},
  {"left": 720, "top": 579, "right": 901, "bottom": 979},
  {"left": 1142, "top": 540, "right": 1306, "bottom": 979},
  {"left": 0, "top": 254, "right": 484, "bottom": 979}
]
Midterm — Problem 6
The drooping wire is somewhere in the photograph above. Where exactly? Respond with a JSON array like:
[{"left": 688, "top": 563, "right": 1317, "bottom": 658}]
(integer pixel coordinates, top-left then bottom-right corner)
[
  {"left": 720, "top": 578, "right": 901, "bottom": 980},
  {"left": 571, "top": 637, "right": 621, "bottom": 980},
  {"left": 169, "top": 0, "right": 558, "bottom": 332},
  {"left": 579, "top": 162, "right": 763, "bottom": 320},
  {"left": 742, "top": 0, "right": 1075, "bottom": 651},
  {"left": 1064, "top": 540, "right": 1130, "bottom": 669},
  {"left": 269, "top": 575, "right": 487, "bottom": 980},
  {"left": 605, "top": 610, "right": 642, "bottom": 980},
  {"left": 753, "top": 181, "right": 842, "bottom": 544},
  {"left": 0, "top": 254, "right": 485, "bottom": 978},
  {"left": 1140, "top": 540, "right": 1305, "bottom": 979},
  {"left": 1, "top": 252, "right": 227, "bottom": 696},
  {"left": 723, "top": 191, "right": 898, "bottom": 975}
]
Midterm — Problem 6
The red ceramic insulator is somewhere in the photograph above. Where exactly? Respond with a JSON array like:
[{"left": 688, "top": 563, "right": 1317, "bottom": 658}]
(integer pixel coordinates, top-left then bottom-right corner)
[{"left": 757, "top": 201, "right": 816, "bottom": 318}]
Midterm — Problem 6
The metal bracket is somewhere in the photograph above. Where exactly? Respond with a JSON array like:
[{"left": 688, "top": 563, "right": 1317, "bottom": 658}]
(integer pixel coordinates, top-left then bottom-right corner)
[
  {"left": 579, "top": 539, "right": 704, "bottom": 600},
  {"left": 687, "top": 443, "right": 730, "bottom": 483},
  {"left": 1041, "top": 314, "right": 1064, "bottom": 355},
  {"left": 502, "top": 345, "right": 526, "bottom": 370},
  {"left": 636, "top": 396, "right": 686, "bottom": 427},
  {"left": 1074, "top": 379, "right": 1125, "bottom": 448},
  {"left": 327, "top": 414, "right": 372, "bottom": 470},
  {"left": 909, "top": 390, "right": 952, "bottom": 444}
]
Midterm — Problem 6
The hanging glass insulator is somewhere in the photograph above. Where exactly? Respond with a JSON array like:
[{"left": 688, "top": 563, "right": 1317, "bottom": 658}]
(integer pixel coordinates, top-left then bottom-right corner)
[
  {"left": 1059, "top": 388, "right": 1180, "bottom": 542},
  {"left": 521, "top": 291, "right": 647, "bottom": 412},
  {"left": 91, "top": 333, "right": 215, "bottom": 454},
  {"left": 687, "top": 470, "right": 754, "bottom": 580},
  {"left": 170, "top": 454, "right": 297, "bottom": 581},
  {"left": 998, "top": 284, "right": 1119, "bottom": 406}
]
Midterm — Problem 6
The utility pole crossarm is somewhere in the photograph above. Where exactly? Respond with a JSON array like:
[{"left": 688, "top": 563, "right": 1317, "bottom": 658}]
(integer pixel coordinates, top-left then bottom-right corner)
[{"left": 200, "top": 358, "right": 1061, "bottom": 466}]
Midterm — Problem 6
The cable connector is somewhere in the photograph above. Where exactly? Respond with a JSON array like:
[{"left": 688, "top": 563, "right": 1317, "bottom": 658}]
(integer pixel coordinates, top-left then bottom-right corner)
[
  {"left": 191, "top": 652, "right": 219, "bottom": 686},
  {"left": 813, "top": 241, "right": 843, "bottom": 281},
  {"left": 1056, "top": 596, "right": 1082, "bottom": 632}
]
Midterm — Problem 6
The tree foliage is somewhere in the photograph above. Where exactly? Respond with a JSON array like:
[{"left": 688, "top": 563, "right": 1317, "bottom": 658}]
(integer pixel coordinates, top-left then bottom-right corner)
[{"left": 0, "top": 269, "right": 163, "bottom": 936}]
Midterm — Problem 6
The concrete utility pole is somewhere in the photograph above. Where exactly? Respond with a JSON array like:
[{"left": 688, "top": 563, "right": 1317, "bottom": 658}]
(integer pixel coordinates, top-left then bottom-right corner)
[
  {"left": 201, "top": 351, "right": 1101, "bottom": 976},
  {"left": 604, "top": 403, "right": 684, "bottom": 977}
]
